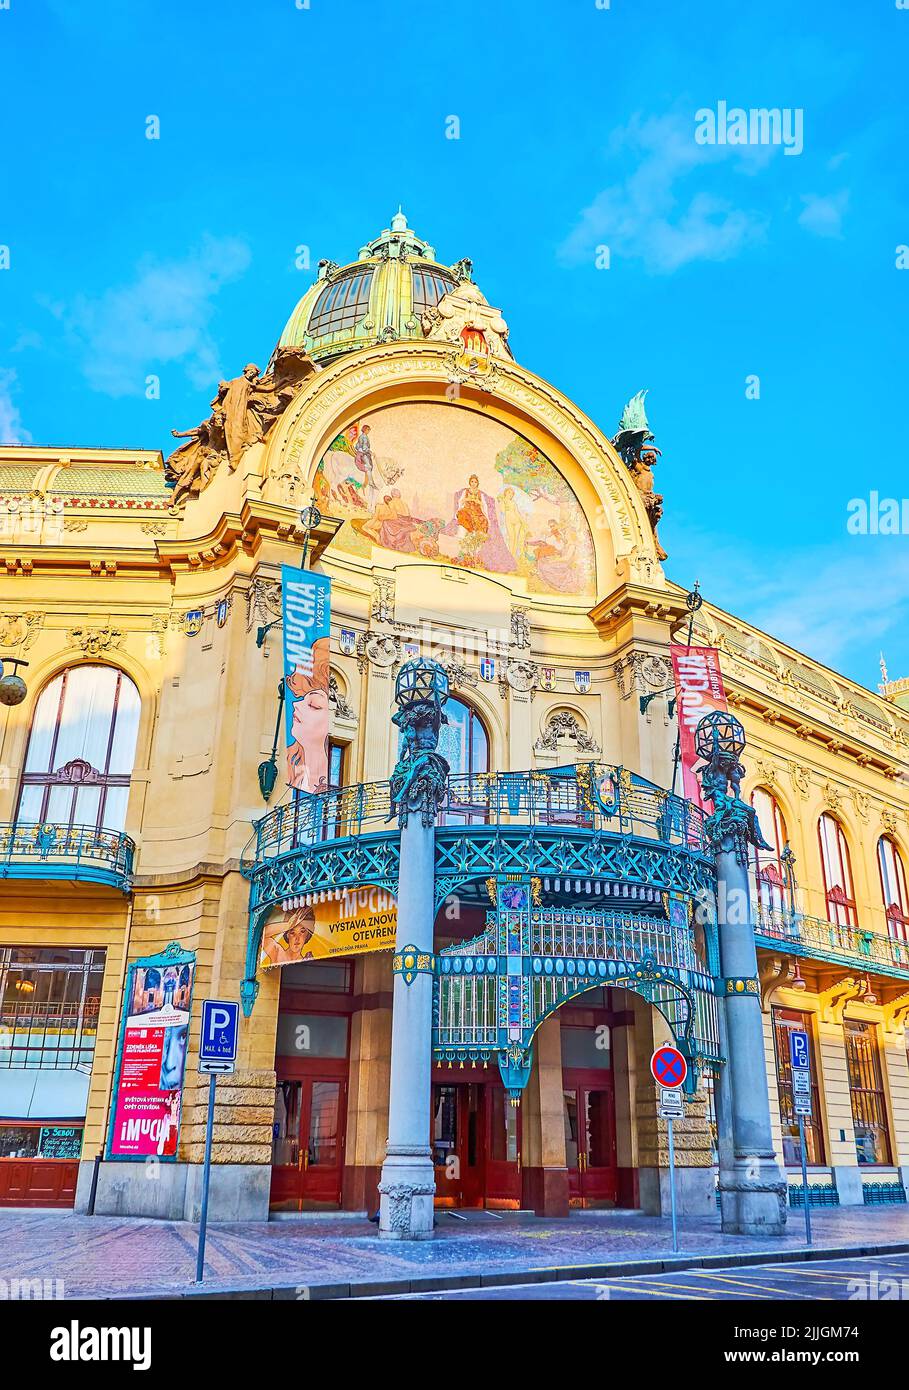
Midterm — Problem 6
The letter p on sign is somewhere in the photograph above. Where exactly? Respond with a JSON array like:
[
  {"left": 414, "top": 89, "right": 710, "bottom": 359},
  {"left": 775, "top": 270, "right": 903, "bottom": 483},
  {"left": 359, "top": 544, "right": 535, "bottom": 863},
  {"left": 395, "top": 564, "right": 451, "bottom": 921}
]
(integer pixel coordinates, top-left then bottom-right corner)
[{"left": 199, "top": 999, "right": 239, "bottom": 1066}]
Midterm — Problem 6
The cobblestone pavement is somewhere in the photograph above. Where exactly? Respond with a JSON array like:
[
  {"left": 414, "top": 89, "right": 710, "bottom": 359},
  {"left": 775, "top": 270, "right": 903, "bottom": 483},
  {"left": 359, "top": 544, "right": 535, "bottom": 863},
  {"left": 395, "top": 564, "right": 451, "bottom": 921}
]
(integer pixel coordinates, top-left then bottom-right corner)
[{"left": 2, "top": 1206, "right": 909, "bottom": 1299}]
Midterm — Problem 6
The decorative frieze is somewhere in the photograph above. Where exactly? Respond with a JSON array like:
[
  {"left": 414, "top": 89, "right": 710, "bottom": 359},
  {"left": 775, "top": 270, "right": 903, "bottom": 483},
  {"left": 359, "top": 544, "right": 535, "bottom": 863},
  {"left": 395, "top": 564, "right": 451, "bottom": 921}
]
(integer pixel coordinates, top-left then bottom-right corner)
[
  {"left": 0, "top": 612, "right": 43, "bottom": 651},
  {"left": 245, "top": 577, "right": 281, "bottom": 633},
  {"left": 534, "top": 709, "right": 600, "bottom": 755},
  {"left": 614, "top": 650, "right": 672, "bottom": 701},
  {"left": 789, "top": 762, "right": 811, "bottom": 800},
  {"left": 66, "top": 624, "right": 124, "bottom": 656},
  {"left": 329, "top": 674, "right": 356, "bottom": 722},
  {"left": 499, "top": 659, "right": 539, "bottom": 699}
]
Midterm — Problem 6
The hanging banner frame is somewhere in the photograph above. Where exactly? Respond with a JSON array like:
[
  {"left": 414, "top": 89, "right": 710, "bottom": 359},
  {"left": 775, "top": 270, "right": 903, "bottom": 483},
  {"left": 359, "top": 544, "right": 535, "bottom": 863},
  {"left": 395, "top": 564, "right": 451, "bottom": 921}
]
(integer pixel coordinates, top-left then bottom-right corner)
[{"left": 106, "top": 943, "right": 196, "bottom": 1163}]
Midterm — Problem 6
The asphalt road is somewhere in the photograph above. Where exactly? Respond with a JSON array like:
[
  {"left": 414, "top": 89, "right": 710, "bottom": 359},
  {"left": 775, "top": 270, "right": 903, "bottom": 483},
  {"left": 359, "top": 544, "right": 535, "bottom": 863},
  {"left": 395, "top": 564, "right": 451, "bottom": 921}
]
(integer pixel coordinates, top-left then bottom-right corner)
[{"left": 378, "top": 1252, "right": 909, "bottom": 1300}]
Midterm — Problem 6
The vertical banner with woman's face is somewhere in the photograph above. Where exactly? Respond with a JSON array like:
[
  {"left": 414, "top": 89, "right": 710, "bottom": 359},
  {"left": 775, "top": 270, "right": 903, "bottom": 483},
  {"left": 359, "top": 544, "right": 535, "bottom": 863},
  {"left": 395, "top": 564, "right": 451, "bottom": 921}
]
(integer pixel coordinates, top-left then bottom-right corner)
[
  {"left": 282, "top": 565, "right": 331, "bottom": 793},
  {"left": 670, "top": 644, "right": 728, "bottom": 809}
]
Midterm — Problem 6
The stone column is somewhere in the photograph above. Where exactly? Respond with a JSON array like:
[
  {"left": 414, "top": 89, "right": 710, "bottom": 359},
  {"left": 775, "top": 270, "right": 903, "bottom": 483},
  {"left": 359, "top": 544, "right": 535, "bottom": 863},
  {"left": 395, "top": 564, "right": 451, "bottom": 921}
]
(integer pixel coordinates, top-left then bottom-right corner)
[
  {"left": 521, "top": 1015, "right": 569, "bottom": 1215},
  {"left": 695, "top": 712, "right": 787, "bottom": 1235},
  {"left": 378, "top": 659, "right": 450, "bottom": 1240}
]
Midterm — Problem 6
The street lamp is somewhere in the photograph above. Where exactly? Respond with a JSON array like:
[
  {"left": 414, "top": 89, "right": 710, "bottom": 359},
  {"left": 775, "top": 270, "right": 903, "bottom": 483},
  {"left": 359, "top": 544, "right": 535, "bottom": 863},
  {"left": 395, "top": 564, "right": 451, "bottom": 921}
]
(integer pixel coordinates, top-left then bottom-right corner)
[
  {"left": 0, "top": 658, "right": 28, "bottom": 706},
  {"left": 394, "top": 657, "right": 450, "bottom": 712},
  {"left": 299, "top": 502, "right": 322, "bottom": 570}
]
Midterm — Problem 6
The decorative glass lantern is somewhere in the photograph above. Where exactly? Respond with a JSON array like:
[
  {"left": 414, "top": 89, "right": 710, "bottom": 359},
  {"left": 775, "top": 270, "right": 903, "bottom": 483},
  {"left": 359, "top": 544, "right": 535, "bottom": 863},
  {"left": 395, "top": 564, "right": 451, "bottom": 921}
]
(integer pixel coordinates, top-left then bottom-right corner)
[
  {"left": 0, "top": 659, "right": 28, "bottom": 707},
  {"left": 694, "top": 710, "right": 746, "bottom": 763},
  {"left": 394, "top": 657, "right": 450, "bottom": 711}
]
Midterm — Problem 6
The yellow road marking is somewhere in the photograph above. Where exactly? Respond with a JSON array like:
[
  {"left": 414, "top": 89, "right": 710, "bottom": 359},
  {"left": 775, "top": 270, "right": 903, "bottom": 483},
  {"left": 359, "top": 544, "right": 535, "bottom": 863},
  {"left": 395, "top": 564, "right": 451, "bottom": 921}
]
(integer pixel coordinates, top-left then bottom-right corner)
[
  {"left": 589, "top": 1282, "right": 713, "bottom": 1300},
  {"left": 759, "top": 1268, "right": 877, "bottom": 1283},
  {"left": 701, "top": 1273, "right": 826, "bottom": 1299},
  {"left": 604, "top": 1276, "right": 764, "bottom": 1298}
]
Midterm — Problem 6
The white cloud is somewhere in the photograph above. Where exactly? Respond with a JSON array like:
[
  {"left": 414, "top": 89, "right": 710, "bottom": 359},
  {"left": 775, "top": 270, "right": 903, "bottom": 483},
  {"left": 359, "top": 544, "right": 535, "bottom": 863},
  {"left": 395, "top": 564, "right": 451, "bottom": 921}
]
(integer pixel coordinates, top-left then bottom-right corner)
[
  {"left": 669, "top": 519, "right": 909, "bottom": 682},
  {"left": 51, "top": 236, "right": 252, "bottom": 397},
  {"left": 798, "top": 190, "right": 849, "bottom": 239},
  {"left": 558, "top": 114, "right": 771, "bottom": 274},
  {"left": 0, "top": 370, "right": 30, "bottom": 445}
]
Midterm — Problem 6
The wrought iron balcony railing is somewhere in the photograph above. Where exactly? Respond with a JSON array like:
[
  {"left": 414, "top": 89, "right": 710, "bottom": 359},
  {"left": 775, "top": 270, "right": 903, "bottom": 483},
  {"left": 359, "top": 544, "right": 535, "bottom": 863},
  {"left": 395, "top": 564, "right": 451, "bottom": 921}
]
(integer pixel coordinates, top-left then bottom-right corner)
[
  {"left": 754, "top": 905, "right": 909, "bottom": 980},
  {"left": 0, "top": 821, "right": 135, "bottom": 893},
  {"left": 244, "top": 763, "right": 710, "bottom": 867}
]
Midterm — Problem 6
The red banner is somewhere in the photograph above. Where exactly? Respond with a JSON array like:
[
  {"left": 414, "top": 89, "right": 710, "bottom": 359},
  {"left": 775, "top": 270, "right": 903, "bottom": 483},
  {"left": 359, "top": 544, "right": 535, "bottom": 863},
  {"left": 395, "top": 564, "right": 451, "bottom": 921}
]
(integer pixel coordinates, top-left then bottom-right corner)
[{"left": 670, "top": 645, "right": 728, "bottom": 809}]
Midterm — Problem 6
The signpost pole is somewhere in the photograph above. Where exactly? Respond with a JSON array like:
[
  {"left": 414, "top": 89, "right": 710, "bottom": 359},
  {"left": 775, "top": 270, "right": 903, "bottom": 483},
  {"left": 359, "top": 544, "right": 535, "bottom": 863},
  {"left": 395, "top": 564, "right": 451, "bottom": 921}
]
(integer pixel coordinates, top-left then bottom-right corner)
[
  {"left": 195, "top": 1071, "right": 217, "bottom": 1284},
  {"left": 667, "top": 1115, "right": 679, "bottom": 1254},
  {"left": 798, "top": 1115, "right": 812, "bottom": 1246}
]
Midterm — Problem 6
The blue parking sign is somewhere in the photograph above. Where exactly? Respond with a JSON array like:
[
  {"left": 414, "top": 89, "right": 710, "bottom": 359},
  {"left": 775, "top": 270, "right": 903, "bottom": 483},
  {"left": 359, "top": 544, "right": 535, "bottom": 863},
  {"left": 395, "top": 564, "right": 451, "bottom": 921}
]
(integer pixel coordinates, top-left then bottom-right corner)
[
  {"left": 788, "top": 1029, "right": 810, "bottom": 1074},
  {"left": 199, "top": 999, "right": 239, "bottom": 1065}
]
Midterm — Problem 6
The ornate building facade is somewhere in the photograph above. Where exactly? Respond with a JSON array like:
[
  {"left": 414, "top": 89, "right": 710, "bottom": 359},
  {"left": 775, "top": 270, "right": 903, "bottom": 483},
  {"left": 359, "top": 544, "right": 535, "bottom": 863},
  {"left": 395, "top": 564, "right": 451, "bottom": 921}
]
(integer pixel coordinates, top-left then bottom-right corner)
[{"left": 1, "top": 212, "right": 908, "bottom": 1226}]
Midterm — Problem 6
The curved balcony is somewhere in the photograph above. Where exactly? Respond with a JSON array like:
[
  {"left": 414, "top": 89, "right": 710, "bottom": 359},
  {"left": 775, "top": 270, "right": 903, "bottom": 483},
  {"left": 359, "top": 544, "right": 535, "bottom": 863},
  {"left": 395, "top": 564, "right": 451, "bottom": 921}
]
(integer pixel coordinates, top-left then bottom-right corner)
[
  {"left": 242, "top": 763, "right": 716, "bottom": 919},
  {"left": 0, "top": 822, "right": 135, "bottom": 893},
  {"left": 755, "top": 906, "right": 909, "bottom": 982}
]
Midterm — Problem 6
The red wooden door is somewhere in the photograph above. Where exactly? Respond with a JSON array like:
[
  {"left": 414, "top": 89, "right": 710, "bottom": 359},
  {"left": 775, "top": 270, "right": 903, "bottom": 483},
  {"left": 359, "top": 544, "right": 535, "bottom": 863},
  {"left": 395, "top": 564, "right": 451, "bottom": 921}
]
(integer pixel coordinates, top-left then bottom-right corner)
[
  {"left": 564, "top": 1075, "right": 617, "bottom": 1206},
  {"left": 270, "top": 1075, "right": 345, "bottom": 1210}
]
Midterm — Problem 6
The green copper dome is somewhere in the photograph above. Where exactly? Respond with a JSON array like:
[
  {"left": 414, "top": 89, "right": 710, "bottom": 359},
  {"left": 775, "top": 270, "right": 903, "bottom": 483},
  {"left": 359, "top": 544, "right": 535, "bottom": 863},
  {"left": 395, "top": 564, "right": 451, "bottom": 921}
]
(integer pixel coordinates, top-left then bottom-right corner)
[{"left": 279, "top": 210, "right": 474, "bottom": 363}]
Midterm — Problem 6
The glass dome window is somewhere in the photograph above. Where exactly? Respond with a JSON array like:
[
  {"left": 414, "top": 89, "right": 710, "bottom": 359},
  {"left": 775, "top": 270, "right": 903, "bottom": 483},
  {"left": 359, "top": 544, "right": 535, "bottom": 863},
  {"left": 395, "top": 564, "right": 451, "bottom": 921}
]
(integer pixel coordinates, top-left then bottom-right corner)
[
  {"left": 411, "top": 267, "right": 455, "bottom": 316},
  {"left": 307, "top": 270, "right": 373, "bottom": 338}
]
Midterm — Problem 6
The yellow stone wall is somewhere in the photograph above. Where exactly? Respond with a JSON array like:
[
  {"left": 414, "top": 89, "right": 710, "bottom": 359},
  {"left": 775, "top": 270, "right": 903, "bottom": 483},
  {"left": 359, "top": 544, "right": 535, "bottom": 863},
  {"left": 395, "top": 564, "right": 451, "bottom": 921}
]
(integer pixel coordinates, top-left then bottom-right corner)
[{"left": 1, "top": 340, "right": 909, "bottom": 1204}]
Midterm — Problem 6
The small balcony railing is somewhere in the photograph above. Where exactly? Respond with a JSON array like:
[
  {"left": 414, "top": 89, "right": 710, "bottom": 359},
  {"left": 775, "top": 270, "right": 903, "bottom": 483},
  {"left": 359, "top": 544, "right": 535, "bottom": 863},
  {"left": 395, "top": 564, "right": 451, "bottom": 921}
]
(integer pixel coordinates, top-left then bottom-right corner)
[
  {"left": 244, "top": 763, "right": 709, "bottom": 868},
  {"left": 754, "top": 905, "right": 909, "bottom": 979},
  {"left": 0, "top": 822, "right": 135, "bottom": 893}
]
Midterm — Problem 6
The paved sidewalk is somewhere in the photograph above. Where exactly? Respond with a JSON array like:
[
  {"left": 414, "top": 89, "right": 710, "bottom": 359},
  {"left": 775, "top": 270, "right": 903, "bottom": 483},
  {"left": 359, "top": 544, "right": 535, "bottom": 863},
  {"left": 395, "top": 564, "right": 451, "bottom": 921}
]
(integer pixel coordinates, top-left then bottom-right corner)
[{"left": 3, "top": 1205, "right": 909, "bottom": 1299}]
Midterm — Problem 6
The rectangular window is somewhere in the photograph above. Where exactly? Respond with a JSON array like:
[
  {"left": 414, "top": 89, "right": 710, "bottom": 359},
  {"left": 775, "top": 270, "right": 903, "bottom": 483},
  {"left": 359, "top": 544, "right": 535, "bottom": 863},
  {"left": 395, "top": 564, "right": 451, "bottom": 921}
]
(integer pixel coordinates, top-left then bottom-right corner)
[
  {"left": 560, "top": 1024, "right": 612, "bottom": 1069},
  {"left": 771, "top": 1007, "right": 825, "bottom": 1166},
  {"left": 0, "top": 948, "right": 105, "bottom": 1071},
  {"left": 844, "top": 1019, "right": 892, "bottom": 1165},
  {"left": 328, "top": 741, "right": 345, "bottom": 790},
  {"left": 274, "top": 1012, "right": 349, "bottom": 1060},
  {"left": 280, "top": 959, "right": 352, "bottom": 994}
]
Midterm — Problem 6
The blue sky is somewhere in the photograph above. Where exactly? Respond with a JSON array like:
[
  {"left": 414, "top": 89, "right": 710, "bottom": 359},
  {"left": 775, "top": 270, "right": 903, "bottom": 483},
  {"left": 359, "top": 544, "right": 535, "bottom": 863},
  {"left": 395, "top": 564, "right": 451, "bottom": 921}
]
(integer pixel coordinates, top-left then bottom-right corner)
[{"left": 1, "top": 0, "right": 907, "bottom": 691}]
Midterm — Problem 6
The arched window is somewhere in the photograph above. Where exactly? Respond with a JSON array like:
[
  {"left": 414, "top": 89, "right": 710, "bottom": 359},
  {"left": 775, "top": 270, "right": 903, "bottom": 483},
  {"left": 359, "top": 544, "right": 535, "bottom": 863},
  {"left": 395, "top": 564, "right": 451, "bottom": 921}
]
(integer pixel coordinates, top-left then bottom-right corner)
[
  {"left": 818, "top": 813, "right": 858, "bottom": 928},
  {"left": 16, "top": 666, "right": 140, "bottom": 833},
  {"left": 878, "top": 836, "right": 909, "bottom": 943},
  {"left": 438, "top": 697, "right": 489, "bottom": 825},
  {"left": 750, "top": 787, "right": 789, "bottom": 925}
]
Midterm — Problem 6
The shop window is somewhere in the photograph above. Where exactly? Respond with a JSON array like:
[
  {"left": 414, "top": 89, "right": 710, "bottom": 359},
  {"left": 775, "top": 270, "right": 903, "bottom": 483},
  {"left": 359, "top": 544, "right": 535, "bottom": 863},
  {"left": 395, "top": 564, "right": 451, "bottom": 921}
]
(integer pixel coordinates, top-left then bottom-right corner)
[
  {"left": 0, "top": 1123, "right": 83, "bottom": 1159},
  {"left": 818, "top": 814, "right": 858, "bottom": 927},
  {"left": 878, "top": 836, "right": 909, "bottom": 943},
  {"left": 750, "top": 788, "right": 789, "bottom": 924},
  {"left": 16, "top": 666, "right": 140, "bottom": 833},
  {"left": 0, "top": 947, "right": 105, "bottom": 1072},
  {"left": 844, "top": 1019, "right": 892, "bottom": 1165},
  {"left": 771, "top": 1007, "right": 825, "bottom": 1166}
]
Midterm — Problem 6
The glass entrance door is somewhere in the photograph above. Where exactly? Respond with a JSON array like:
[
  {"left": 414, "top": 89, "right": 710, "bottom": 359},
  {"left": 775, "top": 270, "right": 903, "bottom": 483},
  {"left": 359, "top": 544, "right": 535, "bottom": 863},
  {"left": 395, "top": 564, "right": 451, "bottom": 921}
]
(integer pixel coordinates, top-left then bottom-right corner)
[
  {"left": 564, "top": 1078, "right": 617, "bottom": 1206},
  {"left": 270, "top": 1076, "right": 345, "bottom": 1210},
  {"left": 431, "top": 1081, "right": 522, "bottom": 1207},
  {"left": 432, "top": 1082, "right": 485, "bottom": 1207}
]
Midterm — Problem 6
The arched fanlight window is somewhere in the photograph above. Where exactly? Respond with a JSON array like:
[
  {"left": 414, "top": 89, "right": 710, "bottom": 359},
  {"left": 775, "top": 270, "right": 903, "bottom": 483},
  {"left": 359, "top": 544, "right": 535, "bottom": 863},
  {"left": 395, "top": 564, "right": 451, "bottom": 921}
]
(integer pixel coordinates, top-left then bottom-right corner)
[
  {"left": 878, "top": 836, "right": 909, "bottom": 943},
  {"left": 749, "top": 787, "right": 789, "bottom": 923},
  {"left": 438, "top": 696, "right": 490, "bottom": 825},
  {"left": 818, "top": 813, "right": 858, "bottom": 928},
  {"left": 16, "top": 666, "right": 141, "bottom": 833}
]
